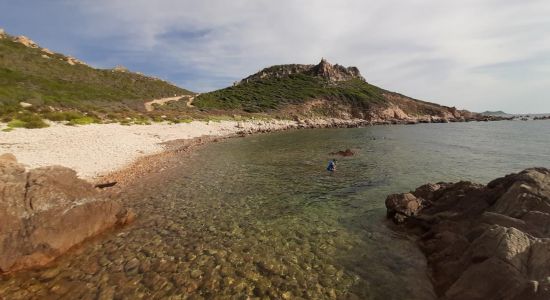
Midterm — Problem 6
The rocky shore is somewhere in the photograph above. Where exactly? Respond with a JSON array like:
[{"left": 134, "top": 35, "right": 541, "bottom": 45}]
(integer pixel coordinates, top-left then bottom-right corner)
[
  {"left": 386, "top": 168, "right": 550, "bottom": 300},
  {"left": 0, "top": 154, "right": 134, "bottom": 274}
]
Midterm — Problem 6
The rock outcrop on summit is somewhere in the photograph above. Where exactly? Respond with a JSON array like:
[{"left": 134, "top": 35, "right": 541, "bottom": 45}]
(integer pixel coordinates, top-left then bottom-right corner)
[
  {"left": 311, "top": 58, "right": 364, "bottom": 82},
  {"left": 236, "top": 58, "right": 365, "bottom": 84},
  {"left": 0, "top": 153, "right": 135, "bottom": 274},
  {"left": 385, "top": 168, "right": 550, "bottom": 300}
]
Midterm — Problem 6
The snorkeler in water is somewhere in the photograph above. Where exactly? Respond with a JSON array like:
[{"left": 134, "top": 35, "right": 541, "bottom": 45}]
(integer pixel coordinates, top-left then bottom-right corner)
[{"left": 327, "top": 159, "right": 336, "bottom": 172}]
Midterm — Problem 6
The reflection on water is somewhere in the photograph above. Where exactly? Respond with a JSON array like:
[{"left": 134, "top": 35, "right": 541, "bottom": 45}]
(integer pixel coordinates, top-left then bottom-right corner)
[{"left": 1, "top": 121, "right": 549, "bottom": 299}]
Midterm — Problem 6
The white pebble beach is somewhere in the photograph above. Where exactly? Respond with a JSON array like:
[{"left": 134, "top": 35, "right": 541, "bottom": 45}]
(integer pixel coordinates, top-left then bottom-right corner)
[{"left": 0, "top": 120, "right": 300, "bottom": 180}]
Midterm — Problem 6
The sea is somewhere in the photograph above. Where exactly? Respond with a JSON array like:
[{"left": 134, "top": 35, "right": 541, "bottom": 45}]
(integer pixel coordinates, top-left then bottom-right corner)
[{"left": 2, "top": 120, "right": 549, "bottom": 299}]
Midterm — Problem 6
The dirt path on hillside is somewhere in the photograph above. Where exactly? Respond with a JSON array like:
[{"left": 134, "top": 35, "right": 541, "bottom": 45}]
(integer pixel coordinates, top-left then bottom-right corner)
[
  {"left": 144, "top": 94, "right": 199, "bottom": 111},
  {"left": 186, "top": 94, "right": 200, "bottom": 108},
  {"left": 144, "top": 96, "right": 182, "bottom": 112}
]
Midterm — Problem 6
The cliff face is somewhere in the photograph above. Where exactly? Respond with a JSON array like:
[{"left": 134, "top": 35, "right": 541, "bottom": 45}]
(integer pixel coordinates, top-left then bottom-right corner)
[
  {"left": 236, "top": 58, "right": 366, "bottom": 85},
  {"left": 385, "top": 168, "right": 550, "bottom": 300}
]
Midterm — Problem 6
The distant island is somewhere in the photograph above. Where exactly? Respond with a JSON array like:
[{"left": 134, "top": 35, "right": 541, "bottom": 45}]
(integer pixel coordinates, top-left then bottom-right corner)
[{"left": 480, "top": 110, "right": 511, "bottom": 117}]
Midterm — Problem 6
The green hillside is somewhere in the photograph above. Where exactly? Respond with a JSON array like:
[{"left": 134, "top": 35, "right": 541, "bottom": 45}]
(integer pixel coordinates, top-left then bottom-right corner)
[
  {"left": 195, "top": 74, "right": 387, "bottom": 113},
  {"left": 0, "top": 34, "right": 192, "bottom": 117}
]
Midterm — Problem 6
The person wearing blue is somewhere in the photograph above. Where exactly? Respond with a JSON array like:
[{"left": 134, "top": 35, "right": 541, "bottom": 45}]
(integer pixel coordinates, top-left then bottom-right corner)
[{"left": 327, "top": 159, "right": 337, "bottom": 172}]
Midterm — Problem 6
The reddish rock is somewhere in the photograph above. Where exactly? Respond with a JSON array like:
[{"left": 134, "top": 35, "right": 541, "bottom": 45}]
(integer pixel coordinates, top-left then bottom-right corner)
[
  {"left": 0, "top": 154, "right": 135, "bottom": 274},
  {"left": 329, "top": 149, "right": 355, "bottom": 157}
]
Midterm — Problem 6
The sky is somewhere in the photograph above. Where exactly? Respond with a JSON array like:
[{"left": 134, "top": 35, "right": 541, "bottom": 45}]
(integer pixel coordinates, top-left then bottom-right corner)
[{"left": 0, "top": 0, "right": 549, "bottom": 113}]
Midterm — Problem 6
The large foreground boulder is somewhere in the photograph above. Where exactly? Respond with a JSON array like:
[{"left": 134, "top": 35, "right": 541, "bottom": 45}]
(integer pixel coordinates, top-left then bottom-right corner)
[
  {"left": 385, "top": 168, "right": 550, "bottom": 300},
  {"left": 0, "top": 153, "right": 135, "bottom": 273}
]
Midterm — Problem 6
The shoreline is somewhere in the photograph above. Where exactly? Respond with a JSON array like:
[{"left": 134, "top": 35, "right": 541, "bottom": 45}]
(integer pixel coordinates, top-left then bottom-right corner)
[
  {"left": 0, "top": 118, "right": 366, "bottom": 183},
  {"left": 0, "top": 117, "right": 510, "bottom": 184}
]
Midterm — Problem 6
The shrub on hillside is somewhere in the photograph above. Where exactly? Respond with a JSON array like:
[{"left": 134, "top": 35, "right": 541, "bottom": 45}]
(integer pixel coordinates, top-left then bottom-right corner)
[{"left": 7, "top": 113, "right": 49, "bottom": 129}]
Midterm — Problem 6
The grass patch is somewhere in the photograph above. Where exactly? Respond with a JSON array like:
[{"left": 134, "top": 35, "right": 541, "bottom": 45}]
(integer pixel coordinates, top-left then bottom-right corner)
[
  {"left": 132, "top": 116, "right": 152, "bottom": 125},
  {"left": 7, "top": 119, "right": 26, "bottom": 128},
  {"left": 7, "top": 113, "right": 49, "bottom": 129},
  {"left": 67, "top": 116, "right": 98, "bottom": 126},
  {"left": 169, "top": 118, "right": 193, "bottom": 124},
  {"left": 43, "top": 111, "right": 86, "bottom": 122}
]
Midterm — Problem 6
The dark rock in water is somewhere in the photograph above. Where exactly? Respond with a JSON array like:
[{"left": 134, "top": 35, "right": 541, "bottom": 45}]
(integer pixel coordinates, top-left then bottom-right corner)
[
  {"left": 329, "top": 149, "right": 355, "bottom": 156},
  {"left": 95, "top": 181, "right": 117, "bottom": 189},
  {"left": 0, "top": 153, "right": 135, "bottom": 274},
  {"left": 385, "top": 168, "right": 550, "bottom": 300}
]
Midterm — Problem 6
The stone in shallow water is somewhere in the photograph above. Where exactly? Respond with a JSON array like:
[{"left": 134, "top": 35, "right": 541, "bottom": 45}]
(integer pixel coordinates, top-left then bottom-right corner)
[
  {"left": 190, "top": 269, "right": 203, "bottom": 279},
  {"left": 97, "top": 285, "right": 115, "bottom": 300},
  {"left": 39, "top": 268, "right": 60, "bottom": 281},
  {"left": 124, "top": 258, "right": 140, "bottom": 272},
  {"left": 98, "top": 257, "right": 110, "bottom": 267}
]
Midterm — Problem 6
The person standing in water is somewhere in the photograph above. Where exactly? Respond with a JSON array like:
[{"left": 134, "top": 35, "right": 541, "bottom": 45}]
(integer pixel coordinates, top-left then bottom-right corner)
[{"left": 327, "top": 159, "right": 337, "bottom": 172}]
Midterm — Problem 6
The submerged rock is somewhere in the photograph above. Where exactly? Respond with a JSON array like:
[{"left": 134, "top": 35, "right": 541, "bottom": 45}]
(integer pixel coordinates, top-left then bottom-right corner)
[
  {"left": 385, "top": 168, "right": 550, "bottom": 300},
  {"left": 329, "top": 149, "right": 355, "bottom": 157},
  {"left": 0, "top": 153, "right": 135, "bottom": 274}
]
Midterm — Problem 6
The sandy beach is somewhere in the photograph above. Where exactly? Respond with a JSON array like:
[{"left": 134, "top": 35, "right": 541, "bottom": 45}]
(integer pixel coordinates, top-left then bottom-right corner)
[{"left": 0, "top": 118, "right": 363, "bottom": 181}]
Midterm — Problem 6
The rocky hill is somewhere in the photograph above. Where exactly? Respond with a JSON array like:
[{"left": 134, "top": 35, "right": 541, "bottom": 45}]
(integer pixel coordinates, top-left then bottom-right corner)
[
  {"left": 195, "top": 59, "right": 487, "bottom": 123},
  {"left": 0, "top": 29, "right": 192, "bottom": 118},
  {"left": 386, "top": 168, "right": 550, "bottom": 300}
]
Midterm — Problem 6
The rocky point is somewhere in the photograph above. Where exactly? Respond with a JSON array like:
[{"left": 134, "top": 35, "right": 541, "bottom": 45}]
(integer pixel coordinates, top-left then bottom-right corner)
[{"left": 385, "top": 168, "right": 550, "bottom": 300}]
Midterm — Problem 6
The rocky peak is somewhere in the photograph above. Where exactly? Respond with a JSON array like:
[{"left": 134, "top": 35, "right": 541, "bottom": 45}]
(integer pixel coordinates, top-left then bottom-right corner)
[
  {"left": 14, "top": 35, "right": 38, "bottom": 48},
  {"left": 112, "top": 65, "right": 129, "bottom": 72},
  {"left": 236, "top": 58, "right": 365, "bottom": 85},
  {"left": 0, "top": 29, "right": 88, "bottom": 66},
  {"left": 309, "top": 58, "right": 365, "bottom": 82},
  {"left": 65, "top": 56, "right": 87, "bottom": 66}
]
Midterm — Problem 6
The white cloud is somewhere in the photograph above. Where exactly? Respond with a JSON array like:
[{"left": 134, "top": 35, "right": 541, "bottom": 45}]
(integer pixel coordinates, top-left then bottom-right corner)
[{"left": 65, "top": 0, "right": 550, "bottom": 112}]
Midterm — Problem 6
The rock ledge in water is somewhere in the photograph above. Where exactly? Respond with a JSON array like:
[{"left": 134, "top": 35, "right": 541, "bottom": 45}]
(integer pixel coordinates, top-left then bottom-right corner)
[
  {"left": 385, "top": 168, "right": 550, "bottom": 300},
  {"left": 0, "top": 153, "right": 135, "bottom": 274},
  {"left": 329, "top": 149, "right": 355, "bottom": 157}
]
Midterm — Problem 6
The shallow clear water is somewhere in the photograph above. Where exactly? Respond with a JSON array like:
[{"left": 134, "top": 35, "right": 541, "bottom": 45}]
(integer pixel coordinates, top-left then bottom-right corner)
[{"left": 1, "top": 121, "right": 549, "bottom": 299}]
